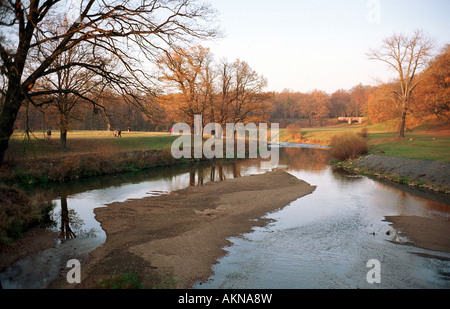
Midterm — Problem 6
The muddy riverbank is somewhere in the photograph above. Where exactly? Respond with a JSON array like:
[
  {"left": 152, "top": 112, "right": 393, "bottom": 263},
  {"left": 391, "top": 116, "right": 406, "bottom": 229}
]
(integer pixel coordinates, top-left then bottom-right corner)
[{"left": 47, "top": 169, "right": 315, "bottom": 288}]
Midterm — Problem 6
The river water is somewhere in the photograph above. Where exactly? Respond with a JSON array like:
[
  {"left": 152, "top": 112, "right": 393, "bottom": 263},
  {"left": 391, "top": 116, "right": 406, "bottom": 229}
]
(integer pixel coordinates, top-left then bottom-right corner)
[{"left": 1, "top": 147, "right": 449, "bottom": 288}]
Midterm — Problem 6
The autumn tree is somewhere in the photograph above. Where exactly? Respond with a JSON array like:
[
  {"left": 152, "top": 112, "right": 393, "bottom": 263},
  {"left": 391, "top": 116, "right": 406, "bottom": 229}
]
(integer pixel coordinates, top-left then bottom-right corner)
[
  {"left": 273, "top": 89, "right": 297, "bottom": 120},
  {"left": 298, "top": 90, "right": 329, "bottom": 127},
  {"left": 368, "top": 30, "right": 434, "bottom": 137},
  {"left": 157, "top": 45, "right": 215, "bottom": 128},
  {"left": 349, "top": 84, "right": 373, "bottom": 117},
  {"left": 412, "top": 45, "right": 450, "bottom": 122},
  {"left": 157, "top": 47, "right": 270, "bottom": 127},
  {"left": 0, "top": 0, "right": 218, "bottom": 167},
  {"left": 219, "top": 58, "right": 269, "bottom": 125},
  {"left": 329, "top": 90, "right": 352, "bottom": 118},
  {"left": 311, "top": 90, "right": 330, "bottom": 126},
  {"left": 367, "top": 84, "right": 399, "bottom": 124}
]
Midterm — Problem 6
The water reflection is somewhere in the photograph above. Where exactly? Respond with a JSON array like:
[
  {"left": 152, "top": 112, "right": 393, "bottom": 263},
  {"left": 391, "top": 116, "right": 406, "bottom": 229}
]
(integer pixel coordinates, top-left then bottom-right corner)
[
  {"left": 59, "top": 195, "right": 76, "bottom": 240},
  {"left": 331, "top": 167, "right": 365, "bottom": 183},
  {"left": 189, "top": 161, "right": 243, "bottom": 186},
  {"left": 44, "top": 149, "right": 335, "bottom": 241},
  {"left": 282, "top": 147, "right": 330, "bottom": 172},
  {"left": 1, "top": 147, "right": 449, "bottom": 289}
]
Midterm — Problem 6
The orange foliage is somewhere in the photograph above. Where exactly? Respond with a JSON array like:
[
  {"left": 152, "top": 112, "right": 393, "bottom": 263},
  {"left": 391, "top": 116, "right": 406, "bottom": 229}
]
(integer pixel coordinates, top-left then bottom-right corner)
[
  {"left": 330, "top": 133, "right": 368, "bottom": 161},
  {"left": 285, "top": 124, "right": 302, "bottom": 142},
  {"left": 157, "top": 45, "right": 270, "bottom": 127},
  {"left": 412, "top": 45, "right": 450, "bottom": 122},
  {"left": 367, "top": 85, "right": 399, "bottom": 124}
]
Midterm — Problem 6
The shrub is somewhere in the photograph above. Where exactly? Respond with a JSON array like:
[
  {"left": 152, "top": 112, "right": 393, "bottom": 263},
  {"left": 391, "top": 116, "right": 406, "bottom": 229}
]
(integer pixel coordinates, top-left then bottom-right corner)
[
  {"left": 159, "top": 147, "right": 177, "bottom": 165},
  {"left": 330, "top": 133, "right": 369, "bottom": 161},
  {"left": 0, "top": 186, "right": 54, "bottom": 245}
]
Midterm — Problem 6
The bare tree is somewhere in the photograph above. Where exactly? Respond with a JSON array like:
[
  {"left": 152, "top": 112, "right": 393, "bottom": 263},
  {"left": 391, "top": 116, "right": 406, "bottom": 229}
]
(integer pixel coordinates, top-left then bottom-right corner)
[
  {"left": 219, "top": 58, "right": 269, "bottom": 125},
  {"left": 158, "top": 48, "right": 270, "bottom": 128},
  {"left": 0, "top": 0, "right": 218, "bottom": 166},
  {"left": 31, "top": 17, "right": 111, "bottom": 151},
  {"left": 368, "top": 30, "right": 434, "bottom": 137},
  {"left": 157, "top": 45, "right": 215, "bottom": 128}
]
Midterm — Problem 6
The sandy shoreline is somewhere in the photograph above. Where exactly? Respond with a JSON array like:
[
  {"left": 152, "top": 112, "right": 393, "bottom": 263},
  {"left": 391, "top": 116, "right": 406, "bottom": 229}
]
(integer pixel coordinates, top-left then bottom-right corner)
[
  {"left": 384, "top": 215, "right": 450, "bottom": 254},
  {"left": 48, "top": 169, "right": 316, "bottom": 288}
]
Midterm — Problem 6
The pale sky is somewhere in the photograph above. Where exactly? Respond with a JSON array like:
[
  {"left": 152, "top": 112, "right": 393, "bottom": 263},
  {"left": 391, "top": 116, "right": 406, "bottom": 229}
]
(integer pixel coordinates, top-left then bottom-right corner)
[{"left": 202, "top": 0, "right": 450, "bottom": 94}]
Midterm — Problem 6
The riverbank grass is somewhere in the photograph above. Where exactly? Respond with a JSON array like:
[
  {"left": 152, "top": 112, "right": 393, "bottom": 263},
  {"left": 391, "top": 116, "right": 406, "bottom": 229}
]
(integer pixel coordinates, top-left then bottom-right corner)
[
  {"left": 367, "top": 133, "right": 450, "bottom": 162},
  {"left": 284, "top": 120, "right": 449, "bottom": 162},
  {"left": 88, "top": 271, "right": 144, "bottom": 289}
]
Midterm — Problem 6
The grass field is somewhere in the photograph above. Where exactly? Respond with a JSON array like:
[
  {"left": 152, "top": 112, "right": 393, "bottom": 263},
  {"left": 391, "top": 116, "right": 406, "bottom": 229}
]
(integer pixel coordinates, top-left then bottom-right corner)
[
  {"left": 7, "top": 118, "right": 450, "bottom": 163},
  {"left": 367, "top": 132, "right": 450, "bottom": 162},
  {"left": 1, "top": 130, "right": 185, "bottom": 186},
  {"left": 279, "top": 120, "right": 450, "bottom": 162},
  {"left": 7, "top": 131, "right": 178, "bottom": 160}
]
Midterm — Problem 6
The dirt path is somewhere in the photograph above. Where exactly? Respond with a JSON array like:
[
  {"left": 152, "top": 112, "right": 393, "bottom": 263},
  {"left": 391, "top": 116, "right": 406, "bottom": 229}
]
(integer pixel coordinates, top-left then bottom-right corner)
[{"left": 48, "top": 169, "right": 315, "bottom": 289}]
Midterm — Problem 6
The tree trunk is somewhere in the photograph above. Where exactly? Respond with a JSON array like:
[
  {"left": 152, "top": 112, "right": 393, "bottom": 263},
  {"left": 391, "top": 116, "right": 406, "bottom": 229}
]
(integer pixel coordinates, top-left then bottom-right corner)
[
  {"left": 0, "top": 85, "right": 23, "bottom": 167},
  {"left": 60, "top": 130, "right": 68, "bottom": 152},
  {"left": 60, "top": 113, "right": 69, "bottom": 152},
  {"left": 102, "top": 111, "right": 111, "bottom": 131},
  {"left": 398, "top": 101, "right": 408, "bottom": 138}
]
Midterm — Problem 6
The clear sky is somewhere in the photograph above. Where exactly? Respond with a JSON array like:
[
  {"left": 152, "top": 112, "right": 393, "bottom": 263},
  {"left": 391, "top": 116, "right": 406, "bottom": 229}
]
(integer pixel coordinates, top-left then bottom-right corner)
[{"left": 202, "top": 0, "right": 450, "bottom": 94}]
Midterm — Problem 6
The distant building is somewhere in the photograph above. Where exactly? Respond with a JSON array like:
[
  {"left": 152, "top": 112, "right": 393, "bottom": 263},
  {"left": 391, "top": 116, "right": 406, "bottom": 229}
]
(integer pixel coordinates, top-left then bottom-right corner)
[{"left": 338, "top": 117, "right": 366, "bottom": 124}]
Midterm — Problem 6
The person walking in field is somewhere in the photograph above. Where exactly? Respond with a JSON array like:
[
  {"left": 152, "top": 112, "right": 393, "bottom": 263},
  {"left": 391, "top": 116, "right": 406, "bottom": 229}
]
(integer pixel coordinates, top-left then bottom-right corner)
[
  {"left": 47, "top": 129, "right": 52, "bottom": 139},
  {"left": 118, "top": 129, "right": 122, "bottom": 137}
]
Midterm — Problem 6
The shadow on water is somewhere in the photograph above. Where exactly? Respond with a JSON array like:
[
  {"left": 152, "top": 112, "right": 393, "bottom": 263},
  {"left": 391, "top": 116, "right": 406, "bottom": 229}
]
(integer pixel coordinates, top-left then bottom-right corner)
[{"left": 1, "top": 147, "right": 449, "bottom": 288}]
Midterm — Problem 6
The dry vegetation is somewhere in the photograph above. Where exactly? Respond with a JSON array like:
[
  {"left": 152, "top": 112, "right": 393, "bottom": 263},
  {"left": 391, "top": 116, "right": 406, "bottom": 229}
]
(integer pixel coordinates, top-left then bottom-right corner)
[
  {"left": 0, "top": 185, "right": 54, "bottom": 245},
  {"left": 0, "top": 132, "right": 187, "bottom": 187},
  {"left": 329, "top": 132, "right": 369, "bottom": 161}
]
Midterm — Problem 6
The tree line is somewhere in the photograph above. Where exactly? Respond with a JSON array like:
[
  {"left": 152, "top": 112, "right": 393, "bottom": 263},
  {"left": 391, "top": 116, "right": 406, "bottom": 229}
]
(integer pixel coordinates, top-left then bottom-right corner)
[{"left": 11, "top": 42, "right": 449, "bottom": 136}]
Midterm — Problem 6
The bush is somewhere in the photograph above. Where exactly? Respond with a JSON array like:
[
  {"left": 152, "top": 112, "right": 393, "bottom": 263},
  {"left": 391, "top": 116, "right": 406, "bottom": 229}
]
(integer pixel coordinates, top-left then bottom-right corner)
[
  {"left": 0, "top": 185, "right": 54, "bottom": 245},
  {"left": 330, "top": 133, "right": 369, "bottom": 161}
]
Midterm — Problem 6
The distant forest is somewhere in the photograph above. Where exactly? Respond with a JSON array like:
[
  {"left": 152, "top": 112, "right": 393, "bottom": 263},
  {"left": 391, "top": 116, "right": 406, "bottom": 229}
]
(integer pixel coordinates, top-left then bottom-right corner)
[{"left": 12, "top": 45, "right": 449, "bottom": 133}]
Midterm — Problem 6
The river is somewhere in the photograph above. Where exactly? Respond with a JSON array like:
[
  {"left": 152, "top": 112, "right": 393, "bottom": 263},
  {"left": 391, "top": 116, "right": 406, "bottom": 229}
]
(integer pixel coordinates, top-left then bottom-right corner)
[{"left": 1, "top": 146, "right": 449, "bottom": 288}]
